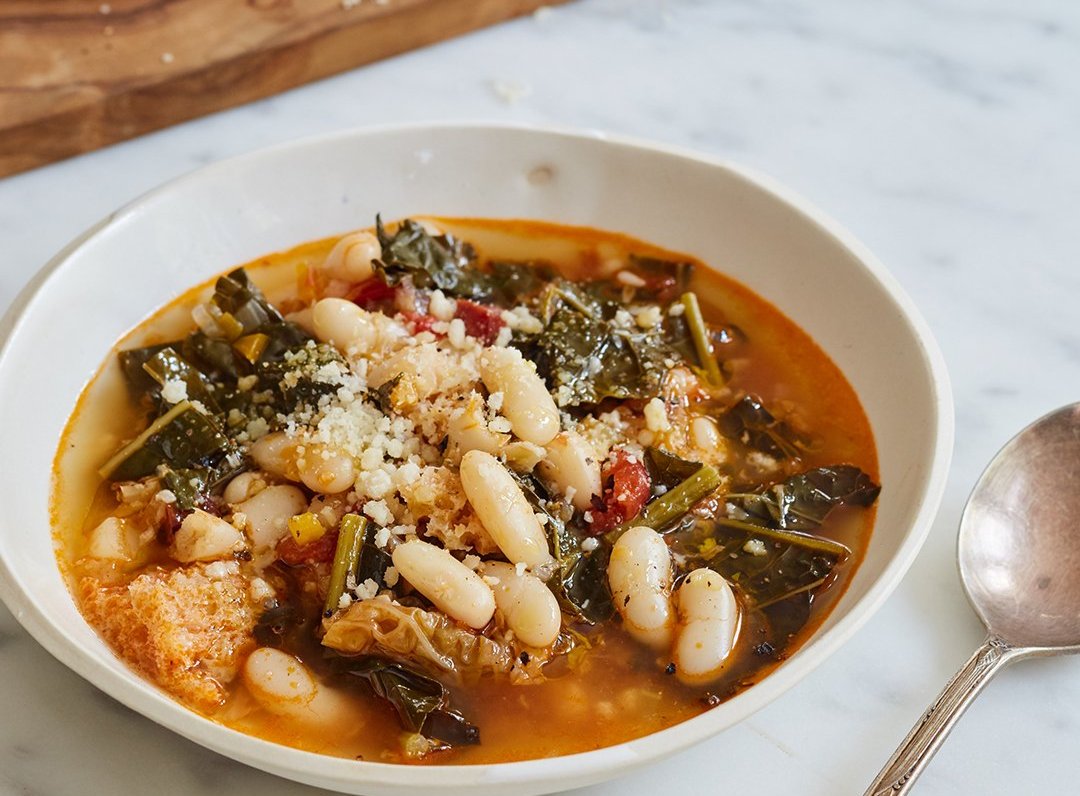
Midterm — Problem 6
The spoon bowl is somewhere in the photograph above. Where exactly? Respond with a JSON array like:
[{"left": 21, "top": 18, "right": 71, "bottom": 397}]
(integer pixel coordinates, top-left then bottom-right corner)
[
  {"left": 960, "top": 402, "right": 1080, "bottom": 650},
  {"left": 867, "top": 402, "right": 1080, "bottom": 795}
]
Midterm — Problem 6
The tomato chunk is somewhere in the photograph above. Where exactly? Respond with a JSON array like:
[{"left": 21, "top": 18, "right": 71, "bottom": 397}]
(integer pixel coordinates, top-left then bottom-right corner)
[
  {"left": 402, "top": 311, "right": 438, "bottom": 334},
  {"left": 346, "top": 278, "right": 396, "bottom": 309},
  {"left": 278, "top": 530, "right": 339, "bottom": 566},
  {"left": 455, "top": 299, "right": 506, "bottom": 346},
  {"left": 588, "top": 449, "right": 651, "bottom": 533}
]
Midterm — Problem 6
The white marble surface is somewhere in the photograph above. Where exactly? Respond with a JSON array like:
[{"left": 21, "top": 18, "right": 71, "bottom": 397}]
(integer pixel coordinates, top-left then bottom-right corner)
[{"left": 2, "top": 0, "right": 1079, "bottom": 793}]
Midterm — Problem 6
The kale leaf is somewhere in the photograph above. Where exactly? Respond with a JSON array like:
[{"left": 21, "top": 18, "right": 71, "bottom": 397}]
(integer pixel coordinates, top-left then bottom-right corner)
[
  {"left": 643, "top": 446, "right": 703, "bottom": 492},
  {"left": 525, "top": 281, "right": 683, "bottom": 407},
  {"left": 674, "top": 465, "right": 879, "bottom": 609},
  {"left": 331, "top": 656, "right": 480, "bottom": 745},
  {"left": 514, "top": 472, "right": 614, "bottom": 624},
  {"left": 374, "top": 217, "right": 486, "bottom": 298},
  {"left": 724, "top": 464, "right": 881, "bottom": 532},
  {"left": 718, "top": 394, "right": 811, "bottom": 460}
]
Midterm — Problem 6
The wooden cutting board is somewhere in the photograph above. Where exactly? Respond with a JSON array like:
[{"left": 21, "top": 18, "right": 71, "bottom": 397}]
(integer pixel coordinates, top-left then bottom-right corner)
[{"left": 0, "top": 0, "right": 565, "bottom": 179}]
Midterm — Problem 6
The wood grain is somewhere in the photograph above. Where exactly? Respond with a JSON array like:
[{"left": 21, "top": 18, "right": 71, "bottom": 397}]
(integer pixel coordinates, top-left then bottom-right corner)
[{"left": 0, "top": 0, "right": 564, "bottom": 178}]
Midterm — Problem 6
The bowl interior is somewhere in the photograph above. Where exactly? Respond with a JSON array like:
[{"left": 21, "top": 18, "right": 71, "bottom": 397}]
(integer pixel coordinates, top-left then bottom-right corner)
[{"left": 0, "top": 124, "right": 951, "bottom": 796}]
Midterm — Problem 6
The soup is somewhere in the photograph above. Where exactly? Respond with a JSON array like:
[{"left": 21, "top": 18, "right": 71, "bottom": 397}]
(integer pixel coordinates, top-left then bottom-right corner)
[{"left": 52, "top": 217, "right": 879, "bottom": 764}]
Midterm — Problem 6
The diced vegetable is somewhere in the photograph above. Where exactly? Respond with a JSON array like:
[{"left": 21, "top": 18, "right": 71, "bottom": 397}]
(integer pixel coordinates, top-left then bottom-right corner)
[
  {"left": 233, "top": 332, "right": 270, "bottom": 363},
  {"left": 288, "top": 513, "right": 326, "bottom": 546},
  {"left": 277, "top": 529, "right": 339, "bottom": 566},
  {"left": 588, "top": 450, "right": 652, "bottom": 534}
]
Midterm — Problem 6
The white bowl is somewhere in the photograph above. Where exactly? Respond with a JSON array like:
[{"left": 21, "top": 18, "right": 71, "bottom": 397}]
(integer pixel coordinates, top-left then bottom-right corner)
[{"left": 0, "top": 123, "right": 952, "bottom": 795}]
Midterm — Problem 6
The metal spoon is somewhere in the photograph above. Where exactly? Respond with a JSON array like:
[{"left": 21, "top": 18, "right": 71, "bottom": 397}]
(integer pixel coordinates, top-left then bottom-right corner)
[{"left": 865, "top": 402, "right": 1080, "bottom": 795}]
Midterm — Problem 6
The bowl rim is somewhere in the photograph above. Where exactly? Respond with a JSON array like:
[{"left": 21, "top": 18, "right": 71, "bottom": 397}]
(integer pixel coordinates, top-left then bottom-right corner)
[{"left": 0, "top": 121, "right": 954, "bottom": 792}]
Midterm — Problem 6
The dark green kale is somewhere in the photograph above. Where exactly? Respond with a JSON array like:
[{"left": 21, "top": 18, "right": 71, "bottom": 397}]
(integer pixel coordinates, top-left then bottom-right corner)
[
  {"left": 643, "top": 446, "right": 704, "bottom": 491},
  {"left": 330, "top": 656, "right": 480, "bottom": 746},
  {"left": 106, "top": 268, "right": 318, "bottom": 508},
  {"left": 723, "top": 464, "right": 880, "bottom": 532},
  {"left": 374, "top": 217, "right": 487, "bottom": 298},
  {"left": 673, "top": 465, "right": 879, "bottom": 609},
  {"left": 101, "top": 401, "right": 242, "bottom": 484},
  {"left": 718, "top": 394, "right": 813, "bottom": 460},
  {"left": 523, "top": 281, "right": 684, "bottom": 407},
  {"left": 514, "top": 472, "right": 614, "bottom": 624}
]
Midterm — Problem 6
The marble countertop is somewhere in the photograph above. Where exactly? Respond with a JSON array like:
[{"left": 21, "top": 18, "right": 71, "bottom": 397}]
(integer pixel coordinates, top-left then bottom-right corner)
[{"left": 2, "top": 1, "right": 1079, "bottom": 793}]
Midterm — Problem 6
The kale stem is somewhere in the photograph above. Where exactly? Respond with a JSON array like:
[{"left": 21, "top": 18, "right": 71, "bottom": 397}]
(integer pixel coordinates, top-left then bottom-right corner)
[
  {"left": 324, "top": 514, "right": 368, "bottom": 615},
  {"left": 708, "top": 517, "right": 852, "bottom": 559},
  {"left": 98, "top": 400, "right": 193, "bottom": 478},
  {"left": 680, "top": 292, "right": 723, "bottom": 386}
]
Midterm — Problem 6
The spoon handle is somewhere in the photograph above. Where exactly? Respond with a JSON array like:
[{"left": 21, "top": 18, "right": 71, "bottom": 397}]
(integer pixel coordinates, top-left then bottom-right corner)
[{"left": 863, "top": 634, "right": 1020, "bottom": 795}]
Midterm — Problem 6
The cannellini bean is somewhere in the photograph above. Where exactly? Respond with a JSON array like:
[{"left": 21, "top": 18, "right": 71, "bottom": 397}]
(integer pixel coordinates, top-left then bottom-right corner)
[
  {"left": 298, "top": 445, "right": 356, "bottom": 495},
  {"left": 237, "top": 484, "right": 308, "bottom": 550},
  {"left": 673, "top": 568, "right": 740, "bottom": 684},
  {"left": 223, "top": 471, "right": 266, "bottom": 505},
  {"left": 391, "top": 540, "right": 496, "bottom": 629},
  {"left": 459, "top": 450, "right": 555, "bottom": 570},
  {"left": 312, "top": 297, "right": 378, "bottom": 352},
  {"left": 691, "top": 416, "right": 723, "bottom": 454},
  {"left": 171, "top": 509, "right": 246, "bottom": 563},
  {"left": 536, "top": 431, "right": 602, "bottom": 511},
  {"left": 447, "top": 395, "right": 508, "bottom": 459},
  {"left": 250, "top": 432, "right": 301, "bottom": 481},
  {"left": 322, "top": 230, "right": 380, "bottom": 282},
  {"left": 479, "top": 347, "right": 560, "bottom": 445},
  {"left": 285, "top": 306, "right": 316, "bottom": 337},
  {"left": 608, "top": 526, "right": 675, "bottom": 650},
  {"left": 87, "top": 516, "right": 143, "bottom": 562},
  {"left": 503, "top": 440, "right": 547, "bottom": 472},
  {"left": 479, "top": 561, "right": 562, "bottom": 648},
  {"left": 243, "top": 648, "right": 353, "bottom": 728}
]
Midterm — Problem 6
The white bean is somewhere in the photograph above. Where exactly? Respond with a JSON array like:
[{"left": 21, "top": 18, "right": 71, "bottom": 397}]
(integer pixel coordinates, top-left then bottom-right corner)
[
  {"left": 284, "top": 306, "right": 317, "bottom": 337},
  {"left": 250, "top": 432, "right": 300, "bottom": 481},
  {"left": 479, "top": 347, "right": 560, "bottom": 445},
  {"left": 86, "top": 516, "right": 143, "bottom": 562},
  {"left": 447, "top": 395, "right": 508, "bottom": 459},
  {"left": 391, "top": 540, "right": 496, "bottom": 629},
  {"left": 223, "top": 471, "right": 266, "bottom": 505},
  {"left": 322, "top": 230, "right": 380, "bottom": 282},
  {"left": 171, "top": 509, "right": 246, "bottom": 563},
  {"left": 243, "top": 648, "right": 353, "bottom": 728},
  {"left": 236, "top": 484, "right": 308, "bottom": 550},
  {"left": 608, "top": 525, "right": 675, "bottom": 650},
  {"left": 691, "top": 416, "right": 723, "bottom": 454},
  {"left": 479, "top": 561, "right": 561, "bottom": 648},
  {"left": 459, "top": 450, "right": 555, "bottom": 570},
  {"left": 673, "top": 568, "right": 740, "bottom": 684},
  {"left": 312, "top": 297, "right": 378, "bottom": 352},
  {"left": 536, "top": 431, "right": 602, "bottom": 511},
  {"left": 298, "top": 445, "right": 356, "bottom": 495}
]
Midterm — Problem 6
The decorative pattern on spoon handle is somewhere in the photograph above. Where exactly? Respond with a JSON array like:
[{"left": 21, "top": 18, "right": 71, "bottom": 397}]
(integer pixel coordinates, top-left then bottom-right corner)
[{"left": 864, "top": 635, "right": 1019, "bottom": 796}]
